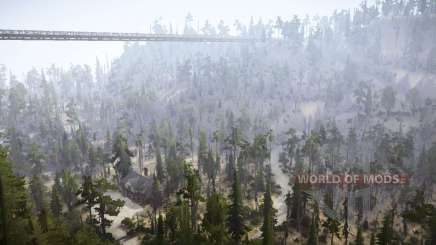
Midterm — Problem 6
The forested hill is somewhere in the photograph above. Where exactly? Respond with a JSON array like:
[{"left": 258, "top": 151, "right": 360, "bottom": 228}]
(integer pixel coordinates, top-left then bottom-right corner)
[
  {"left": 2, "top": 4, "right": 435, "bottom": 145},
  {"left": 79, "top": 7, "right": 436, "bottom": 141},
  {"left": 0, "top": 1, "right": 436, "bottom": 245}
]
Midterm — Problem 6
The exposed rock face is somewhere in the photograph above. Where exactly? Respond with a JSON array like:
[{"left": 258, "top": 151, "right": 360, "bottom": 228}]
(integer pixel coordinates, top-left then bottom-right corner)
[{"left": 120, "top": 169, "right": 153, "bottom": 205}]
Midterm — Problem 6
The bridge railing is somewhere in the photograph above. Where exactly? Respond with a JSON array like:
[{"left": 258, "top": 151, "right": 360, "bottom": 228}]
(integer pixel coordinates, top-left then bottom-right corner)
[{"left": 0, "top": 29, "right": 257, "bottom": 42}]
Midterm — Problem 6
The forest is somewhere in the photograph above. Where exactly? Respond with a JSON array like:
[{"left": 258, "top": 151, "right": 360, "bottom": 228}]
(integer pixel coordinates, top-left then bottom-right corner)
[{"left": 1, "top": 0, "right": 436, "bottom": 244}]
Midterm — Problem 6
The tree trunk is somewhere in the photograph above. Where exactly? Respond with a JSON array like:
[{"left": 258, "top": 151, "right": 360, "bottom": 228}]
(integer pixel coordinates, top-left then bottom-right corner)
[
  {"left": 191, "top": 201, "right": 198, "bottom": 232},
  {"left": 89, "top": 206, "right": 92, "bottom": 224},
  {"left": 138, "top": 143, "right": 144, "bottom": 174},
  {"left": 0, "top": 176, "right": 8, "bottom": 245},
  {"left": 99, "top": 203, "right": 106, "bottom": 235},
  {"left": 153, "top": 208, "right": 157, "bottom": 233}
]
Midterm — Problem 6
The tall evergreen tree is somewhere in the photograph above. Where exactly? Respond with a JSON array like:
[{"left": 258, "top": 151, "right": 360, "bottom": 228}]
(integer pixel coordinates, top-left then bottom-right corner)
[
  {"left": 307, "top": 219, "right": 318, "bottom": 245},
  {"left": 227, "top": 169, "right": 245, "bottom": 244},
  {"left": 50, "top": 175, "right": 62, "bottom": 219},
  {"left": 111, "top": 132, "right": 134, "bottom": 179},
  {"left": 178, "top": 163, "right": 202, "bottom": 232},
  {"left": 322, "top": 217, "right": 341, "bottom": 245},
  {"left": 0, "top": 146, "right": 33, "bottom": 245},
  {"left": 203, "top": 192, "right": 228, "bottom": 245},
  {"left": 370, "top": 232, "right": 375, "bottom": 245},
  {"left": 155, "top": 145, "right": 165, "bottom": 182},
  {"left": 151, "top": 174, "right": 163, "bottom": 231},
  {"left": 198, "top": 131, "right": 208, "bottom": 173},
  {"left": 425, "top": 211, "right": 436, "bottom": 245},
  {"left": 355, "top": 226, "right": 364, "bottom": 245},
  {"left": 284, "top": 191, "right": 292, "bottom": 244},
  {"left": 291, "top": 182, "right": 303, "bottom": 231},
  {"left": 205, "top": 149, "right": 216, "bottom": 194},
  {"left": 376, "top": 211, "right": 394, "bottom": 245},
  {"left": 155, "top": 213, "right": 165, "bottom": 245},
  {"left": 283, "top": 128, "right": 299, "bottom": 168},
  {"left": 253, "top": 168, "right": 265, "bottom": 211},
  {"left": 77, "top": 175, "right": 97, "bottom": 224},
  {"left": 261, "top": 179, "right": 274, "bottom": 245},
  {"left": 93, "top": 178, "right": 125, "bottom": 235},
  {"left": 312, "top": 201, "right": 320, "bottom": 245},
  {"left": 60, "top": 170, "right": 78, "bottom": 212},
  {"left": 29, "top": 175, "right": 46, "bottom": 212}
]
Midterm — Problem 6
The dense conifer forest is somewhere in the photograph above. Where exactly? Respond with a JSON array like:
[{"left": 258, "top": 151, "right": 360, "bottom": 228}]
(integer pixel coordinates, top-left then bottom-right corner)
[{"left": 1, "top": 0, "right": 436, "bottom": 244}]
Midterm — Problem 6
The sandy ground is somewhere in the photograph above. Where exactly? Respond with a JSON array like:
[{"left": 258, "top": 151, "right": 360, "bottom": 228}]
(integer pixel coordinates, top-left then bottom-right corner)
[
  {"left": 107, "top": 191, "right": 143, "bottom": 245},
  {"left": 270, "top": 148, "right": 292, "bottom": 224}
]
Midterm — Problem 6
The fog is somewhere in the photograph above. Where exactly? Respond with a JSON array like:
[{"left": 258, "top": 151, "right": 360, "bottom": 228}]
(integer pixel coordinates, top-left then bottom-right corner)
[
  {"left": 1, "top": 0, "right": 363, "bottom": 77},
  {"left": 0, "top": 0, "right": 435, "bottom": 244}
]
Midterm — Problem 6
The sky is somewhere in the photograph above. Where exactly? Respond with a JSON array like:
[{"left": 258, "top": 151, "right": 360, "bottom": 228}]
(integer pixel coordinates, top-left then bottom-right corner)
[{"left": 0, "top": 0, "right": 364, "bottom": 79}]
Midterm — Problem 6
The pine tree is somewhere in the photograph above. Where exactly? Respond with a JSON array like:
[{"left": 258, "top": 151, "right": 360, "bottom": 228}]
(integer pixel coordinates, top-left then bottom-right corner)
[
  {"left": 29, "top": 215, "right": 48, "bottom": 245},
  {"left": 376, "top": 211, "right": 394, "bottom": 245},
  {"left": 294, "top": 147, "right": 304, "bottom": 173},
  {"left": 151, "top": 174, "right": 163, "bottom": 231},
  {"left": 227, "top": 169, "right": 245, "bottom": 244},
  {"left": 0, "top": 146, "right": 33, "bottom": 245},
  {"left": 198, "top": 131, "right": 208, "bottom": 173},
  {"left": 355, "top": 226, "right": 364, "bottom": 245},
  {"left": 291, "top": 181, "right": 303, "bottom": 231},
  {"left": 96, "top": 146, "right": 106, "bottom": 177},
  {"left": 169, "top": 193, "right": 192, "bottom": 244},
  {"left": 302, "top": 132, "right": 320, "bottom": 173},
  {"left": 261, "top": 179, "right": 274, "bottom": 245},
  {"left": 322, "top": 217, "right": 341, "bottom": 245},
  {"left": 225, "top": 127, "right": 241, "bottom": 166},
  {"left": 253, "top": 168, "right": 265, "bottom": 210},
  {"left": 252, "top": 133, "right": 270, "bottom": 169},
  {"left": 155, "top": 213, "right": 165, "bottom": 245},
  {"left": 28, "top": 143, "right": 44, "bottom": 175},
  {"left": 77, "top": 175, "right": 97, "bottom": 224},
  {"left": 93, "top": 178, "right": 125, "bottom": 235},
  {"left": 346, "top": 127, "right": 358, "bottom": 162},
  {"left": 0, "top": 171, "right": 7, "bottom": 245},
  {"left": 402, "top": 190, "right": 434, "bottom": 224},
  {"left": 155, "top": 145, "right": 165, "bottom": 182},
  {"left": 324, "top": 189, "right": 334, "bottom": 209},
  {"left": 212, "top": 130, "right": 221, "bottom": 173},
  {"left": 72, "top": 225, "right": 119, "bottom": 245},
  {"left": 312, "top": 202, "right": 320, "bottom": 244},
  {"left": 178, "top": 163, "right": 202, "bottom": 232},
  {"left": 50, "top": 176, "right": 62, "bottom": 219},
  {"left": 60, "top": 170, "right": 78, "bottom": 212},
  {"left": 136, "top": 134, "right": 145, "bottom": 173},
  {"left": 426, "top": 211, "right": 436, "bottom": 245},
  {"left": 165, "top": 204, "right": 177, "bottom": 243},
  {"left": 37, "top": 207, "right": 49, "bottom": 233},
  {"left": 205, "top": 149, "right": 216, "bottom": 194},
  {"left": 284, "top": 191, "right": 292, "bottom": 244},
  {"left": 103, "top": 130, "right": 112, "bottom": 178},
  {"left": 307, "top": 219, "right": 318, "bottom": 245},
  {"left": 283, "top": 128, "right": 299, "bottom": 168},
  {"left": 111, "top": 132, "right": 134, "bottom": 179},
  {"left": 88, "top": 145, "right": 97, "bottom": 175},
  {"left": 165, "top": 143, "right": 184, "bottom": 195},
  {"left": 370, "top": 231, "right": 375, "bottom": 245},
  {"left": 203, "top": 192, "right": 228, "bottom": 245},
  {"left": 343, "top": 197, "right": 349, "bottom": 244},
  {"left": 29, "top": 174, "right": 46, "bottom": 212}
]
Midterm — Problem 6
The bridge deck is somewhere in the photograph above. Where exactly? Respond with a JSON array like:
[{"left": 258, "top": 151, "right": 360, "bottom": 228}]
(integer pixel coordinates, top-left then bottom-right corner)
[{"left": 0, "top": 29, "right": 254, "bottom": 42}]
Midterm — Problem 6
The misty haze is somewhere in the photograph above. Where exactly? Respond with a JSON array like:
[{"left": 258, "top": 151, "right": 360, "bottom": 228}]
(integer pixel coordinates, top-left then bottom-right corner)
[{"left": 0, "top": 0, "right": 436, "bottom": 245}]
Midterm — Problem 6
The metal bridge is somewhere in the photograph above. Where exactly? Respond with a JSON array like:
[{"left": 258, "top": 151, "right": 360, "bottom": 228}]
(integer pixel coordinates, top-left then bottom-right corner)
[{"left": 0, "top": 29, "right": 254, "bottom": 42}]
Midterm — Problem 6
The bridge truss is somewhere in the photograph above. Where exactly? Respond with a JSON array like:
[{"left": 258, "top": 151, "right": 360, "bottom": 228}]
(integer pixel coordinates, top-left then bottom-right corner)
[{"left": 0, "top": 29, "right": 254, "bottom": 42}]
